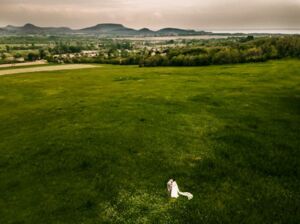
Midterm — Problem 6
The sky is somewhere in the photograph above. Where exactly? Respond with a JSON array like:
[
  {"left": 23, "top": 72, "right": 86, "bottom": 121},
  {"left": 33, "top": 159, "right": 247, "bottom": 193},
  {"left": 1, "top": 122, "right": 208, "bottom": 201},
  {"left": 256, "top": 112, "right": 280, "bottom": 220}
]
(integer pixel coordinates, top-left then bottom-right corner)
[{"left": 0, "top": 0, "right": 300, "bottom": 30}]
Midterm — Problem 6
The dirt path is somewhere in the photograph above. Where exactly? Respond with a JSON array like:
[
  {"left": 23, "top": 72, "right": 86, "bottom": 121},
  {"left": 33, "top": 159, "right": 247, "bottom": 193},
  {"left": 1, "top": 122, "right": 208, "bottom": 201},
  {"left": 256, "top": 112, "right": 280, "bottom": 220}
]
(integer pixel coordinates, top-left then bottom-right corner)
[
  {"left": 0, "top": 64, "right": 98, "bottom": 76},
  {"left": 0, "top": 60, "right": 48, "bottom": 68}
]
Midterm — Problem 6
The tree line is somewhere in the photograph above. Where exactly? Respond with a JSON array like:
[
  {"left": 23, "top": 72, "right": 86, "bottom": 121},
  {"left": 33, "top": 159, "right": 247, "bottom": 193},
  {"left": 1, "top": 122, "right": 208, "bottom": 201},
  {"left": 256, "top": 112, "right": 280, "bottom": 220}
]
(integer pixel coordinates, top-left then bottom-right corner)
[
  {"left": 53, "top": 36, "right": 300, "bottom": 67},
  {"left": 3, "top": 35, "right": 298, "bottom": 66},
  {"left": 137, "top": 36, "right": 300, "bottom": 67}
]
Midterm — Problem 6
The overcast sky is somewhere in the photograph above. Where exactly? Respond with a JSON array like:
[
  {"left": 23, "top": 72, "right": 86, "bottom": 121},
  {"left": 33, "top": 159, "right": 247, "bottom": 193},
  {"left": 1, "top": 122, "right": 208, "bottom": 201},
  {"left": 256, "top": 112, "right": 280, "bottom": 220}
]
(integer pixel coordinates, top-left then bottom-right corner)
[{"left": 0, "top": 0, "right": 299, "bottom": 30}]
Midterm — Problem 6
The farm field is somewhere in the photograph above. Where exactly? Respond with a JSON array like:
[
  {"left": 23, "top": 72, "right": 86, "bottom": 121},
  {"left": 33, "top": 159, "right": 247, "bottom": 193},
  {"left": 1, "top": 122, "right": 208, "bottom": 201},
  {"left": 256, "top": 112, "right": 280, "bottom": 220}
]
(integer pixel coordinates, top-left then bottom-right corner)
[{"left": 0, "top": 60, "right": 299, "bottom": 223}]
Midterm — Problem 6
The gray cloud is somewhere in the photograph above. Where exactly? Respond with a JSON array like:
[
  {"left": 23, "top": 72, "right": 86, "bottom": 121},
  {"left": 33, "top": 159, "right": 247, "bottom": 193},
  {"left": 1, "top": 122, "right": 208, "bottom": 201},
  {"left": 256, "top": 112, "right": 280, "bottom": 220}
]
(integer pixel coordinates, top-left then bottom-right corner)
[{"left": 0, "top": 0, "right": 299, "bottom": 29}]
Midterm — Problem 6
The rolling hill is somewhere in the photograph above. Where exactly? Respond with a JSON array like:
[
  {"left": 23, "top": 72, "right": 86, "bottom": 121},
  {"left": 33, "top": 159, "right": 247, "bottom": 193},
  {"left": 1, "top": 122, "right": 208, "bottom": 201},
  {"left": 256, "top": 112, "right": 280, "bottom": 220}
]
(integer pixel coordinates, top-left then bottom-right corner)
[
  {"left": 0, "top": 23, "right": 211, "bottom": 37},
  {"left": 2, "top": 23, "right": 73, "bottom": 35}
]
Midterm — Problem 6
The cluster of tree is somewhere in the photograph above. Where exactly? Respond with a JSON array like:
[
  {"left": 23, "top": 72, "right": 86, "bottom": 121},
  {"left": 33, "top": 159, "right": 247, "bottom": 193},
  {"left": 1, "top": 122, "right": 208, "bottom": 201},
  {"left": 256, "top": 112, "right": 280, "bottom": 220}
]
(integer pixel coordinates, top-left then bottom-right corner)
[
  {"left": 49, "top": 44, "right": 83, "bottom": 54},
  {"left": 24, "top": 49, "right": 48, "bottom": 61},
  {"left": 139, "top": 36, "right": 300, "bottom": 67},
  {"left": 4, "top": 44, "right": 40, "bottom": 51}
]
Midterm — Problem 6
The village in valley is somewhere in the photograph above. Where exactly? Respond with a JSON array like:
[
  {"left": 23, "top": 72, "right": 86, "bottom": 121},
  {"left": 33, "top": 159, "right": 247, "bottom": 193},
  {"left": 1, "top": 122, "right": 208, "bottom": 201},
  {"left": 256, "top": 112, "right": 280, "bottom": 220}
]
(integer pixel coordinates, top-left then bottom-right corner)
[
  {"left": 1, "top": 34, "right": 298, "bottom": 67},
  {"left": 0, "top": 36, "right": 190, "bottom": 65}
]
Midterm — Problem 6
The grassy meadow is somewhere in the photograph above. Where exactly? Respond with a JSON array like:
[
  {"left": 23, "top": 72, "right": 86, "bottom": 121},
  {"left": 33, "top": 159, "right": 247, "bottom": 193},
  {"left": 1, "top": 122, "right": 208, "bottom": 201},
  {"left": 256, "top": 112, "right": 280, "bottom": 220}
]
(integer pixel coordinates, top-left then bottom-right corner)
[{"left": 0, "top": 60, "right": 299, "bottom": 223}]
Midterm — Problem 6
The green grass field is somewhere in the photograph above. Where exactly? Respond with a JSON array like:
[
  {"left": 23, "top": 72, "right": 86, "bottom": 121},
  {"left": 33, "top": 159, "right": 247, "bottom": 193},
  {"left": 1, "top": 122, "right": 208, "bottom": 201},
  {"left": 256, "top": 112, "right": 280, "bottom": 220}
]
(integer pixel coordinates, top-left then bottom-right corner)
[{"left": 0, "top": 60, "right": 299, "bottom": 223}]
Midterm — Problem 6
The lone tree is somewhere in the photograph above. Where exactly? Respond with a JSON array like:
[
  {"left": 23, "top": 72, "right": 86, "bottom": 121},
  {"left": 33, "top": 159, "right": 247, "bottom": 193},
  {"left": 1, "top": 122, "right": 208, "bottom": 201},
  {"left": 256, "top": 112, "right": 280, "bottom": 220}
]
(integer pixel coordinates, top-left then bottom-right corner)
[
  {"left": 27, "top": 52, "right": 39, "bottom": 61},
  {"left": 5, "top": 45, "right": 10, "bottom": 53},
  {"left": 39, "top": 49, "right": 47, "bottom": 59}
]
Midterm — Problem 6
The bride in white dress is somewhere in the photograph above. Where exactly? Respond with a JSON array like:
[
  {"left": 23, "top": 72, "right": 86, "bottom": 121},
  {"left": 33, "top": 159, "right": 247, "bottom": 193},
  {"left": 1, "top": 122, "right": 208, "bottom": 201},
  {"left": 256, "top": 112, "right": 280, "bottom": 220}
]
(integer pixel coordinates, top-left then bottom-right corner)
[{"left": 167, "top": 179, "right": 193, "bottom": 200}]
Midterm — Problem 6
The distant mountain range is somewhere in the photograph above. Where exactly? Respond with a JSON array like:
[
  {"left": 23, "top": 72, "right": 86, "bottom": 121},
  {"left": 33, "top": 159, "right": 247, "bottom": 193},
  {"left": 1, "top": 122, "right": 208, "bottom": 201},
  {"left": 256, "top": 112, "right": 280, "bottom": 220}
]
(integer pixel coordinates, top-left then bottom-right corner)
[{"left": 0, "top": 23, "right": 213, "bottom": 37}]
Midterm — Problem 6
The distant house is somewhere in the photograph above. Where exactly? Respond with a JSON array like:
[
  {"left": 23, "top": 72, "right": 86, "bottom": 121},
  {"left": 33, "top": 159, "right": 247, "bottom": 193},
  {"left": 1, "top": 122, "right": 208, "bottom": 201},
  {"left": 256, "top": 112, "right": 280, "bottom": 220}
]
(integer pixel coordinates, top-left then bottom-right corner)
[
  {"left": 5, "top": 56, "right": 14, "bottom": 62},
  {"left": 15, "top": 57, "right": 25, "bottom": 62},
  {"left": 68, "top": 54, "right": 76, "bottom": 58},
  {"left": 81, "top": 50, "right": 98, "bottom": 57}
]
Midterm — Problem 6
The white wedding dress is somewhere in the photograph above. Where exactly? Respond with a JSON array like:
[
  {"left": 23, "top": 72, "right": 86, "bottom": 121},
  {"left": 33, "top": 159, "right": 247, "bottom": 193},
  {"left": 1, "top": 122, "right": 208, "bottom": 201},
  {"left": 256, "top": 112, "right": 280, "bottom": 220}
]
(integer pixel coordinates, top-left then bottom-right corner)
[{"left": 167, "top": 179, "right": 193, "bottom": 200}]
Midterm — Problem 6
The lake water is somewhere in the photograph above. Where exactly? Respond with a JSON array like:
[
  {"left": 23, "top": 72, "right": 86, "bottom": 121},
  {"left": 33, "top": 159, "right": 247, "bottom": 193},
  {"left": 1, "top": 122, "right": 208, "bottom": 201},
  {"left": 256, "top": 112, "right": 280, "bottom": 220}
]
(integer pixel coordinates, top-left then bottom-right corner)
[
  {"left": 114, "top": 30, "right": 299, "bottom": 41},
  {"left": 114, "top": 35, "right": 229, "bottom": 41},
  {"left": 208, "top": 29, "right": 300, "bottom": 34}
]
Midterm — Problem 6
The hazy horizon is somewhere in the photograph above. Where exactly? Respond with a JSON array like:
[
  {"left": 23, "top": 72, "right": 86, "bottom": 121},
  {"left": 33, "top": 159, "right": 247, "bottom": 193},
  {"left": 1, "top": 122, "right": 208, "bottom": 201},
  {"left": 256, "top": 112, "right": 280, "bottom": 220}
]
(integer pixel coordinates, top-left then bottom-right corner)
[{"left": 1, "top": 0, "right": 300, "bottom": 30}]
